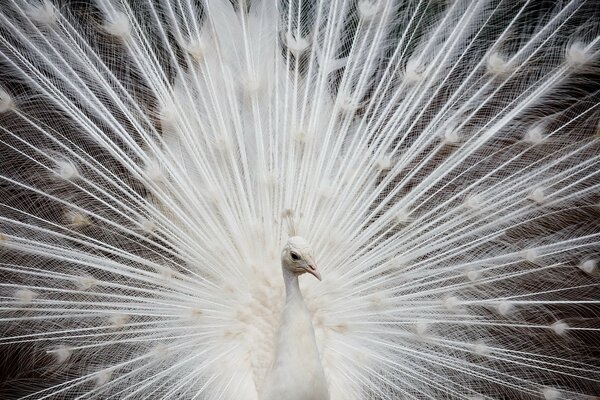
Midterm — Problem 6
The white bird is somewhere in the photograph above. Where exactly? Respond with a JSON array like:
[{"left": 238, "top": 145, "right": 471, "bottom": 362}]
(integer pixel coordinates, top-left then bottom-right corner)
[
  {"left": 260, "top": 236, "right": 329, "bottom": 400},
  {"left": 0, "top": 0, "right": 599, "bottom": 399}
]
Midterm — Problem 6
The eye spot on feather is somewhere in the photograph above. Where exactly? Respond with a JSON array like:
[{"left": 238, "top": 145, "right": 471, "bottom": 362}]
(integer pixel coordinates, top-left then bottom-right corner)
[
  {"left": 155, "top": 266, "right": 175, "bottom": 282},
  {"left": 159, "top": 103, "right": 178, "bottom": 125},
  {"left": 260, "top": 171, "right": 279, "bottom": 188},
  {"left": 15, "top": 288, "right": 37, "bottom": 305},
  {"left": 0, "top": 88, "right": 14, "bottom": 113},
  {"left": 76, "top": 275, "right": 98, "bottom": 291},
  {"left": 150, "top": 344, "right": 171, "bottom": 359},
  {"left": 281, "top": 208, "right": 295, "bottom": 219},
  {"left": 215, "top": 136, "right": 233, "bottom": 152},
  {"left": 487, "top": 52, "right": 511, "bottom": 75},
  {"left": 442, "top": 122, "right": 461, "bottom": 145},
  {"left": 472, "top": 341, "right": 490, "bottom": 357},
  {"left": 240, "top": 74, "right": 263, "bottom": 94},
  {"left": 329, "top": 322, "right": 349, "bottom": 334},
  {"left": 578, "top": 259, "right": 596, "bottom": 274},
  {"left": 318, "top": 185, "right": 335, "bottom": 199},
  {"left": 183, "top": 38, "right": 207, "bottom": 61},
  {"left": 222, "top": 329, "right": 240, "bottom": 339},
  {"left": 551, "top": 320, "right": 569, "bottom": 336},
  {"left": 94, "top": 368, "right": 113, "bottom": 387},
  {"left": 523, "top": 125, "right": 546, "bottom": 145},
  {"left": 66, "top": 210, "right": 91, "bottom": 228},
  {"left": 522, "top": 248, "right": 539, "bottom": 264},
  {"left": 541, "top": 387, "right": 561, "bottom": 400},
  {"left": 103, "top": 12, "right": 131, "bottom": 39},
  {"left": 224, "top": 284, "right": 236, "bottom": 294},
  {"left": 375, "top": 154, "right": 392, "bottom": 171},
  {"left": 144, "top": 160, "right": 165, "bottom": 182},
  {"left": 336, "top": 94, "right": 361, "bottom": 113},
  {"left": 368, "top": 293, "right": 386, "bottom": 311},
  {"left": 404, "top": 58, "right": 426, "bottom": 83},
  {"left": 465, "top": 268, "right": 482, "bottom": 283},
  {"left": 565, "top": 41, "right": 589, "bottom": 67},
  {"left": 464, "top": 194, "right": 482, "bottom": 210},
  {"left": 55, "top": 160, "right": 79, "bottom": 180},
  {"left": 496, "top": 301, "right": 514, "bottom": 317},
  {"left": 202, "top": 186, "right": 220, "bottom": 206},
  {"left": 414, "top": 321, "right": 429, "bottom": 337},
  {"left": 48, "top": 345, "right": 72, "bottom": 364},
  {"left": 394, "top": 209, "right": 412, "bottom": 225},
  {"left": 293, "top": 130, "right": 312, "bottom": 145},
  {"left": 443, "top": 296, "right": 459, "bottom": 311},
  {"left": 358, "top": 1, "right": 382, "bottom": 20},
  {"left": 108, "top": 313, "right": 130, "bottom": 328},
  {"left": 26, "top": 0, "right": 57, "bottom": 25},
  {"left": 284, "top": 32, "right": 310, "bottom": 56},
  {"left": 528, "top": 187, "right": 546, "bottom": 204},
  {"left": 138, "top": 217, "right": 156, "bottom": 234},
  {"left": 186, "top": 307, "right": 204, "bottom": 320}
]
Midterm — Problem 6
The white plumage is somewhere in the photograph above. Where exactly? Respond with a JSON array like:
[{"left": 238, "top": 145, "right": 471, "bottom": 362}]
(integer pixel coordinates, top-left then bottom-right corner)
[
  {"left": 260, "top": 236, "right": 329, "bottom": 400},
  {"left": 0, "top": 0, "right": 599, "bottom": 399}
]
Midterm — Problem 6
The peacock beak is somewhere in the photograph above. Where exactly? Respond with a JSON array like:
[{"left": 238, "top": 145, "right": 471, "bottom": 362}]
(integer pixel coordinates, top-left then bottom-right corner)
[{"left": 306, "top": 264, "right": 321, "bottom": 281}]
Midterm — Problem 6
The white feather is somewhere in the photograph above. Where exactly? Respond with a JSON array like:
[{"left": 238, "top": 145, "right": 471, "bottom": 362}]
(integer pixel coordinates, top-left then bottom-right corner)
[{"left": 0, "top": 0, "right": 598, "bottom": 399}]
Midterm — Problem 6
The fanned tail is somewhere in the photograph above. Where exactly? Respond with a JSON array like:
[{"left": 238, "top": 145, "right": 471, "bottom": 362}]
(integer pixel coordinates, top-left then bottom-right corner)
[{"left": 0, "top": 1, "right": 599, "bottom": 399}]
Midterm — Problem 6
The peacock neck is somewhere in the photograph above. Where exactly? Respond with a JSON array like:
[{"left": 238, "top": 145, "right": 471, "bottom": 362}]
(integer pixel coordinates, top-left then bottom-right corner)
[{"left": 282, "top": 267, "right": 303, "bottom": 304}]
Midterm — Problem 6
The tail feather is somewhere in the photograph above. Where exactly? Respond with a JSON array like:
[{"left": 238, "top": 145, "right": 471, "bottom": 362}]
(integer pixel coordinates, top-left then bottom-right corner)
[{"left": 0, "top": 0, "right": 599, "bottom": 399}]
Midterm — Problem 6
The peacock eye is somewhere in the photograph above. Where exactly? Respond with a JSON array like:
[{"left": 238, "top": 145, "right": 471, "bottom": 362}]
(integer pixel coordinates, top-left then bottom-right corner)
[{"left": 290, "top": 252, "right": 300, "bottom": 261}]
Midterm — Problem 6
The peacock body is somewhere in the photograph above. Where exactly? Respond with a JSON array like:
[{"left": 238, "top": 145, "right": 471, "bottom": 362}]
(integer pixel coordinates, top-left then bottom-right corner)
[{"left": 0, "top": 0, "right": 599, "bottom": 399}]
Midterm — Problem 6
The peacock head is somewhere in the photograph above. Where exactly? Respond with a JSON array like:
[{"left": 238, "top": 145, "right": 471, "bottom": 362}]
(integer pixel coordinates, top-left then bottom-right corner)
[{"left": 282, "top": 236, "right": 321, "bottom": 281}]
